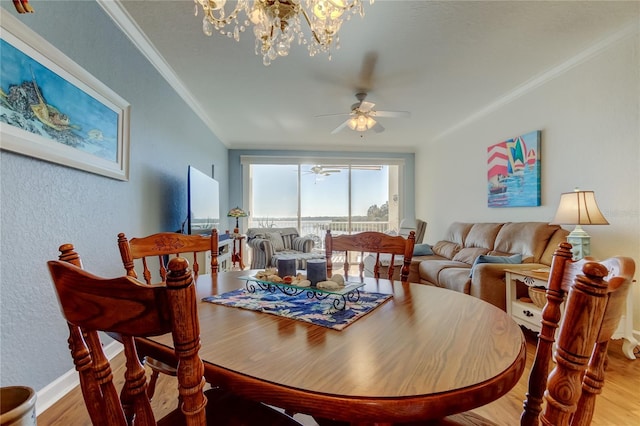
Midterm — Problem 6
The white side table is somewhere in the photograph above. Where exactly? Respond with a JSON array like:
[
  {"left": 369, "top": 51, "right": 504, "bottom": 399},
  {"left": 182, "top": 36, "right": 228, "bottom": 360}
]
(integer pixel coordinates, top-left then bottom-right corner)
[
  {"left": 204, "top": 237, "right": 233, "bottom": 272},
  {"left": 505, "top": 268, "right": 637, "bottom": 360},
  {"left": 505, "top": 269, "right": 557, "bottom": 335}
]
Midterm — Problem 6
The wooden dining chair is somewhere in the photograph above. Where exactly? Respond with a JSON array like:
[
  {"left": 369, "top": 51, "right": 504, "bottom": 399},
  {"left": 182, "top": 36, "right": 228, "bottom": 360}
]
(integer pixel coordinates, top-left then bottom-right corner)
[
  {"left": 49, "top": 244, "right": 302, "bottom": 426},
  {"left": 117, "top": 230, "right": 219, "bottom": 398},
  {"left": 433, "top": 242, "right": 635, "bottom": 426},
  {"left": 118, "top": 229, "right": 220, "bottom": 284},
  {"left": 325, "top": 229, "right": 416, "bottom": 282}
]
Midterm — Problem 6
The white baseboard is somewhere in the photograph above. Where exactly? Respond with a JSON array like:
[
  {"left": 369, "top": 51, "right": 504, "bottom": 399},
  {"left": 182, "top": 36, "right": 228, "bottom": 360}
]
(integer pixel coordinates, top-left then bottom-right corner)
[{"left": 36, "top": 341, "right": 123, "bottom": 416}]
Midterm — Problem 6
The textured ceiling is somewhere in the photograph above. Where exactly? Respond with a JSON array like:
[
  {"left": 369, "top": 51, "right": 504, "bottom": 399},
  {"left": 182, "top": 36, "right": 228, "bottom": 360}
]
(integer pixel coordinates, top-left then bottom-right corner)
[{"left": 105, "top": 1, "right": 639, "bottom": 152}]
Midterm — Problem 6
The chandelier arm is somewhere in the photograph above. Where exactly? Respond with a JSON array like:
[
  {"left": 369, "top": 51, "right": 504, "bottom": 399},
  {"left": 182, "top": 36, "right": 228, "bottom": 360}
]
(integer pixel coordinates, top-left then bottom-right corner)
[
  {"left": 299, "top": 8, "right": 322, "bottom": 45},
  {"left": 201, "top": 1, "right": 245, "bottom": 26}
]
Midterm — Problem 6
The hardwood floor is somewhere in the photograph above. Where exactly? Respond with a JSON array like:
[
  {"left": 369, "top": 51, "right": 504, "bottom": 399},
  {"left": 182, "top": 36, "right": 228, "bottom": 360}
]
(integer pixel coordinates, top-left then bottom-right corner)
[{"left": 37, "top": 330, "right": 640, "bottom": 425}]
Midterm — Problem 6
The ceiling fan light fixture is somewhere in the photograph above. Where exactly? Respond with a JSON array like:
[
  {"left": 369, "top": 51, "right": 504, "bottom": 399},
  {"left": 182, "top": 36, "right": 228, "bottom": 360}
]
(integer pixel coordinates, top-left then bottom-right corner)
[
  {"left": 365, "top": 115, "right": 376, "bottom": 128},
  {"left": 323, "top": 92, "right": 409, "bottom": 135},
  {"left": 194, "top": 0, "right": 374, "bottom": 66},
  {"left": 347, "top": 113, "right": 375, "bottom": 132}
]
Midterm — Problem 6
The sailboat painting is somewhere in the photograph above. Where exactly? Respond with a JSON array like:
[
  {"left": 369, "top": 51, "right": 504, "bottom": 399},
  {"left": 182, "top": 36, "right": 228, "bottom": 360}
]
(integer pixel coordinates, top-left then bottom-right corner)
[{"left": 487, "top": 131, "right": 541, "bottom": 207}]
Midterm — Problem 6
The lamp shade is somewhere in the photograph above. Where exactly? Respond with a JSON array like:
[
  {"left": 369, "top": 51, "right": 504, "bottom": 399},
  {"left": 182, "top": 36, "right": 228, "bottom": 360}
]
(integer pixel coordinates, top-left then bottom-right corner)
[
  {"left": 551, "top": 190, "right": 609, "bottom": 225},
  {"left": 227, "top": 207, "right": 248, "bottom": 218}
]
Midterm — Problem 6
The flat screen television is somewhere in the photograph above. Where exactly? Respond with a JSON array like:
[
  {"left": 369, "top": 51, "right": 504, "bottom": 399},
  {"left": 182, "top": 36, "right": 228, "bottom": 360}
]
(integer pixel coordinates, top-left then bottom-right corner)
[{"left": 187, "top": 166, "right": 220, "bottom": 235}]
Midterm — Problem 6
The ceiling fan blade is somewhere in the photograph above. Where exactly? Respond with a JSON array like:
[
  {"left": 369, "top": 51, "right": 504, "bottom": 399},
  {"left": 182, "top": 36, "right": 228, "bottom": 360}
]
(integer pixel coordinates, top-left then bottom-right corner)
[
  {"left": 331, "top": 119, "right": 351, "bottom": 134},
  {"left": 323, "top": 169, "right": 341, "bottom": 173},
  {"left": 321, "top": 165, "right": 383, "bottom": 171},
  {"left": 357, "top": 52, "right": 378, "bottom": 93},
  {"left": 373, "top": 110, "right": 411, "bottom": 118},
  {"left": 359, "top": 101, "right": 375, "bottom": 112},
  {"left": 372, "top": 122, "right": 385, "bottom": 133},
  {"left": 315, "top": 112, "right": 352, "bottom": 118}
]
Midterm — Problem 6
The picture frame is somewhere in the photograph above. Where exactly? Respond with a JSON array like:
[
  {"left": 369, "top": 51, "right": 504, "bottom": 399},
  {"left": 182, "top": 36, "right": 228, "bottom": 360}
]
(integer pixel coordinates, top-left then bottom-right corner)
[
  {"left": 487, "top": 130, "right": 541, "bottom": 207},
  {"left": 0, "top": 12, "right": 130, "bottom": 181}
]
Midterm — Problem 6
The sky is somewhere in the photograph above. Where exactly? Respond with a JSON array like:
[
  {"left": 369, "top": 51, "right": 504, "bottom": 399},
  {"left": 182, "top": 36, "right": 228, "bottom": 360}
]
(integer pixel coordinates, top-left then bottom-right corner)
[{"left": 251, "top": 164, "right": 390, "bottom": 218}]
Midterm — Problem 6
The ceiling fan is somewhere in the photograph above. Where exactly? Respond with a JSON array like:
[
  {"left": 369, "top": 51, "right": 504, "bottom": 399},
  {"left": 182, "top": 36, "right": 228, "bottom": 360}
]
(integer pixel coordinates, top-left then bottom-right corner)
[
  {"left": 318, "top": 92, "right": 411, "bottom": 134},
  {"left": 305, "top": 165, "right": 341, "bottom": 176}
]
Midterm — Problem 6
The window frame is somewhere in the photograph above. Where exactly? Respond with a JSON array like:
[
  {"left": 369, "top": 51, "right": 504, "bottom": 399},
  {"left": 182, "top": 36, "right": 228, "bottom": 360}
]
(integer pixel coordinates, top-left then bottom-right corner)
[{"left": 240, "top": 155, "right": 406, "bottom": 233}]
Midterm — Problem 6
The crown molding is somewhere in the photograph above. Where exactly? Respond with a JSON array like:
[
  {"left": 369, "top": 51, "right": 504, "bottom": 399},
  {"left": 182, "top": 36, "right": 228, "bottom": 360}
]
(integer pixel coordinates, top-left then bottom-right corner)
[
  {"left": 96, "top": 0, "right": 225, "bottom": 145},
  {"left": 434, "top": 21, "right": 639, "bottom": 142}
]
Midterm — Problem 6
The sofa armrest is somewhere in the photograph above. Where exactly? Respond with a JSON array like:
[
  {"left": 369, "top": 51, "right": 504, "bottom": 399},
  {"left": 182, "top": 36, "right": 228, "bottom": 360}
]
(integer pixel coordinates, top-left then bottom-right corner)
[
  {"left": 292, "top": 236, "right": 315, "bottom": 253},
  {"left": 247, "top": 238, "right": 274, "bottom": 269},
  {"left": 470, "top": 263, "right": 547, "bottom": 311}
]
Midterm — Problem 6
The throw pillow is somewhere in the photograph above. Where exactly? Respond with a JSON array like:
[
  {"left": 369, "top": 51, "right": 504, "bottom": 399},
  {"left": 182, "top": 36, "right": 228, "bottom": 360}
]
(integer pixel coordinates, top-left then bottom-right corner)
[
  {"left": 453, "top": 247, "right": 490, "bottom": 265},
  {"left": 469, "top": 254, "right": 522, "bottom": 277},
  {"left": 413, "top": 243, "right": 434, "bottom": 256},
  {"left": 431, "top": 241, "right": 461, "bottom": 259},
  {"left": 266, "top": 232, "right": 285, "bottom": 251}
]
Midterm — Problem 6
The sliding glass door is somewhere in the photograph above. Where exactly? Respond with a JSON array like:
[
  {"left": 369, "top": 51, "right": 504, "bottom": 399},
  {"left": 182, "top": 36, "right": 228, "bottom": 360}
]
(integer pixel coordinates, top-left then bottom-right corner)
[{"left": 244, "top": 158, "right": 403, "bottom": 248}]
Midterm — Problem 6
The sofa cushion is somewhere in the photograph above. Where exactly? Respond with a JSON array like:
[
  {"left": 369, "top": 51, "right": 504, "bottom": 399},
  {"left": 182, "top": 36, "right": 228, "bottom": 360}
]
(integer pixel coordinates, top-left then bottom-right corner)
[
  {"left": 266, "top": 231, "right": 285, "bottom": 251},
  {"left": 464, "top": 223, "right": 504, "bottom": 249},
  {"left": 452, "top": 247, "right": 490, "bottom": 265},
  {"left": 432, "top": 241, "right": 461, "bottom": 259},
  {"left": 419, "top": 260, "right": 468, "bottom": 285},
  {"left": 493, "top": 222, "right": 560, "bottom": 263},
  {"left": 469, "top": 254, "right": 523, "bottom": 277},
  {"left": 539, "top": 228, "right": 569, "bottom": 266},
  {"left": 366, "top": 243, "right": 434, "bottom": 272},
  {"left": 413, "top": 243, "right": 434, "bottom": 256},
  {"left": 438, "top": 268, "right": 472, "bottom": 293},
  {"left": 247, "top": 227, "right": 297, "bottom": 239},
  {"left": 279, "top": 228, "right": 302, "bottom": 249},
  {"left": 364, "top": 257, "right": 423, "bottom": 282},
  {"left": 443, "top": 222, "right": 473, "bottom": 245}
]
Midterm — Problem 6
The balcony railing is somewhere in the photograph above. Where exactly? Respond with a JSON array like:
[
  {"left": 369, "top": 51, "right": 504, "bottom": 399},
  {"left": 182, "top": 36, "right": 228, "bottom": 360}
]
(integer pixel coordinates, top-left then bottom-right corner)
[{"left": 247, "top": 219, "right": 393, "bottom": 249}]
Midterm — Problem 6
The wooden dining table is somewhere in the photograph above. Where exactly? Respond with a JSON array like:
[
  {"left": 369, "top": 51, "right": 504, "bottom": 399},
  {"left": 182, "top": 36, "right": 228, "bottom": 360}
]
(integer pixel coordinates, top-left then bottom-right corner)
[{"left": 134, "top": 270, "right": 526, "bottom": 425}]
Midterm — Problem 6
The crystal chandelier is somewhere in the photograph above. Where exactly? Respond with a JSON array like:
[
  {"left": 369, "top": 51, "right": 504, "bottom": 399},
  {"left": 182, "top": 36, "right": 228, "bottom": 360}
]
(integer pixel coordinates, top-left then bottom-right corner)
[{"left": 194, "top": 0, "right": 374, "bottom": 66}]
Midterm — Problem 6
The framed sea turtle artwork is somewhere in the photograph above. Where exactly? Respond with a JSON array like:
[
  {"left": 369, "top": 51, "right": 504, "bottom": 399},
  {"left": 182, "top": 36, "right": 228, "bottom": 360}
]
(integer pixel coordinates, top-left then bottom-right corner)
[
  {"left": 487, "top": 130, "right": 541, "bottom": 207},
  {"left": 0, "top": 13, "right": 130, "bottom": 180}
]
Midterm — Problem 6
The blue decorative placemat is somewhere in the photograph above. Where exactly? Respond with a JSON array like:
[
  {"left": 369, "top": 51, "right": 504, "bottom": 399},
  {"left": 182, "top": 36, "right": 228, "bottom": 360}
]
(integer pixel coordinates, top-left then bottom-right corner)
[{"left": 203, "top": 288, "right": 392, "bottom": 331}]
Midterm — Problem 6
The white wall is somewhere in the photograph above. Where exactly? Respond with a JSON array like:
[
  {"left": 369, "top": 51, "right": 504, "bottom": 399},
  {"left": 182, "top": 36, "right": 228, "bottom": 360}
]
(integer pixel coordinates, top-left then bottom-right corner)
[
  {"left": 0, "top": 1, "right": 229, "bottom": 391},
  {"left": 415, "top": 30, "right": 640, "bottom": 328}
]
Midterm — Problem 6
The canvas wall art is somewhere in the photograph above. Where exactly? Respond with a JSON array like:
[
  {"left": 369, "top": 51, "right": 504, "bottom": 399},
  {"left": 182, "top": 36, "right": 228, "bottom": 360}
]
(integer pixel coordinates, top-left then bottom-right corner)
[
  {"left": 0, "top": 12, "right": 130, "bottom": 180},
  {"left": 487, "top": 130, "right": 541, "bottom": 207}
]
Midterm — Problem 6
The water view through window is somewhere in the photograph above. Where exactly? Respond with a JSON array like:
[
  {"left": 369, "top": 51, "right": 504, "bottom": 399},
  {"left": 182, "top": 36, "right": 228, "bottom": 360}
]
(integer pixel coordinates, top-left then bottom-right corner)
[{"left": 248, "top": 163, "right": 400, "bottom": 247}]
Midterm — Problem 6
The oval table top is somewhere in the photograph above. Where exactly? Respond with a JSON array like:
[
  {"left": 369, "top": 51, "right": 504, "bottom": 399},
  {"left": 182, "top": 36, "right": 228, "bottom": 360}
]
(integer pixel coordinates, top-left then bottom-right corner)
[{"left": 138, "top": 270, "right": 526, "bottom": 424}]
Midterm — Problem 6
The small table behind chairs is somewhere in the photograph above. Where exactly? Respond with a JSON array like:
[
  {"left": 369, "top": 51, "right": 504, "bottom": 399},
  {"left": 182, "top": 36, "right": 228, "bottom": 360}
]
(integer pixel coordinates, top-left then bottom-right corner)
[{"left": 231, "top": 234, "right": 246, "bottom": 270}]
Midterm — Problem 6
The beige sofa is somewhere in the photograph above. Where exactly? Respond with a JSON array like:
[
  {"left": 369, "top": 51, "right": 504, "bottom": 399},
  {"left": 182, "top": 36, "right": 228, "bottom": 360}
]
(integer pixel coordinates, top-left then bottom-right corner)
[{"left": 379, "top": 222, "right": 568, "bottom": 311}]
